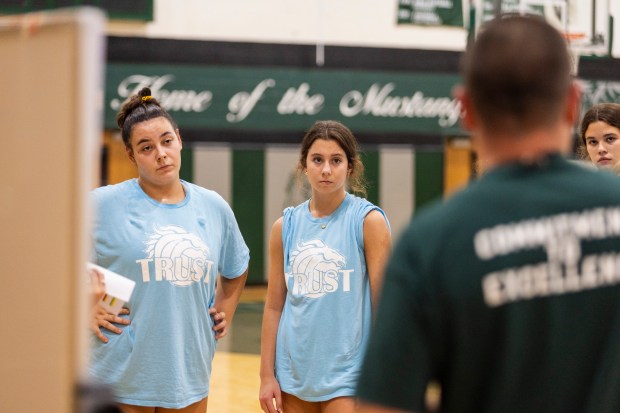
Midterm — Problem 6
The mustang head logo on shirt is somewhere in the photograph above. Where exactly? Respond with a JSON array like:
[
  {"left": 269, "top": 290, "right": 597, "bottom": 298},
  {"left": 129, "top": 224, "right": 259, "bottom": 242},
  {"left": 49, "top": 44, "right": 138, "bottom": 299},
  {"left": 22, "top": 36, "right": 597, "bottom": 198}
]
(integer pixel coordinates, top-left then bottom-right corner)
[
  {"left": 135, "top": 225, "right": 215, "bottom": 286},
  {"left": 287, "top": 239, "right": 353, "bottom": 298}
]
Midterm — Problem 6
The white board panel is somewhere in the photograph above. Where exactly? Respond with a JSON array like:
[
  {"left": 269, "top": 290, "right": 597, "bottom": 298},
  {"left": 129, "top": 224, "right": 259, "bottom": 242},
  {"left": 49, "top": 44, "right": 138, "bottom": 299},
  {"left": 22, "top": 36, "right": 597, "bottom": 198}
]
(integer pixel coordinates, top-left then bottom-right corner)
[{"left": 0, "top": 8, "right": 105, "bottom": 413}]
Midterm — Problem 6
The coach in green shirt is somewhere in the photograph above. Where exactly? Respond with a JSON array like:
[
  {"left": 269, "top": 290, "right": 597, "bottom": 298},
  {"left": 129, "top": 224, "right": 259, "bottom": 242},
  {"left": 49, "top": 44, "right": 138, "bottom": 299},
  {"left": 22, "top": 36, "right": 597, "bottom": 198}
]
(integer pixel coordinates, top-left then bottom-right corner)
[{"left": 357, "top": 14, "right": 620, "bottom": 413}]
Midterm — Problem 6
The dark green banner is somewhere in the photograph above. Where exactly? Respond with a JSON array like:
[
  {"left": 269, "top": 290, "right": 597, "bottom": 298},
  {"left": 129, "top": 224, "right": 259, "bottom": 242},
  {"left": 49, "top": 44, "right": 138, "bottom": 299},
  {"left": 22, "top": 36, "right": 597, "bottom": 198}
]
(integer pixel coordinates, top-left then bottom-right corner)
[
  {"left": 397, "top": 0, "right": 464, "bottom": 27},
  {"left": 105, "top": 63, "right": 464, "bottom": 135},
  {"left": 104, "top": 64, "right": 619, "bottom": 137},
  {"left": 0, "top": 0, "right": 153, "bottom": 21},
  {"left": 478, "top": 0, "right": 545, "bottom": 27}
]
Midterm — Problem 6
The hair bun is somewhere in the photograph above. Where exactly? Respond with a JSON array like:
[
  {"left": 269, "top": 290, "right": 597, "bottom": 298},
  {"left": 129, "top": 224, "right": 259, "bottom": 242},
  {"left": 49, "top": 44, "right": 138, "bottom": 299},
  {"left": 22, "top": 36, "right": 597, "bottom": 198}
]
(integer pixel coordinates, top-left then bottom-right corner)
[{"left": 139, "top": 87, "right": 152, "bottom": 98}]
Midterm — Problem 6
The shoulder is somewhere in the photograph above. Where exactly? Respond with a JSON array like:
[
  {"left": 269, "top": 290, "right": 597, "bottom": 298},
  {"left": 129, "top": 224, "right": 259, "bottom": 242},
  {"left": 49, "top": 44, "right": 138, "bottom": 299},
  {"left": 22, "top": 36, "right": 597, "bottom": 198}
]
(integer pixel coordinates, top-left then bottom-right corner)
[
  {"left": 348, "top": 194, "right": 389, "bottom": 223},
  {"left": 272, "top": 216, "right": 284, "bottom": 232},
  {"left": 575, "top": 164, "right": 620, "bottom": 187},
  {"left": 91, "top": 179, "right": 135, "bottom": 204},
  {"left": 364, "top": 209, "right": 388, "bottom": 227},
  {"left": 283, "top": 200, "right": 308, "bottom": 219},
  {"left": 269, "top": 217, "right": 284, "bottom": 244},
  {"left": 184, "top": 181, "right": 231, "bottom": 209},
  {"left": 343, "top": 193, "right": 369, "bottom": 212},
  {"left": 397, "top": 191, "right": 469, "bottom": 254},
  {"left": 363, "top": 210, "right": 391, "bottom": 249},
  {"left": 184, "top": 180, "right": 222, "bottom": 199}
]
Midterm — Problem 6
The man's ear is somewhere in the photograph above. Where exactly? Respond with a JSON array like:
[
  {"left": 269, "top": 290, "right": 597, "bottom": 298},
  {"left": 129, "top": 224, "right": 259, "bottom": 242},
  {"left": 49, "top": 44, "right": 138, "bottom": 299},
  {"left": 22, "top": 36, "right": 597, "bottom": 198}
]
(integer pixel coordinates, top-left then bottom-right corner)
[{"left": 453, "top": 85, "right": 477, "bottom": 132}]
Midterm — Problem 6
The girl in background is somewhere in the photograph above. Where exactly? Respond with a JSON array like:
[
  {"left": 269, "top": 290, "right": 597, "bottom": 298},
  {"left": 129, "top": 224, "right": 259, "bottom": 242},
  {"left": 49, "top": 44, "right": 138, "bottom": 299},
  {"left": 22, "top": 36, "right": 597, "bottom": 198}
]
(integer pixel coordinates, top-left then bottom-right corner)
[
  {"left": 259, "top": 120, "right": 391, "bottom": 413},
  {"left": 579, "top": 102, "right": 620, "bottom": 172}
]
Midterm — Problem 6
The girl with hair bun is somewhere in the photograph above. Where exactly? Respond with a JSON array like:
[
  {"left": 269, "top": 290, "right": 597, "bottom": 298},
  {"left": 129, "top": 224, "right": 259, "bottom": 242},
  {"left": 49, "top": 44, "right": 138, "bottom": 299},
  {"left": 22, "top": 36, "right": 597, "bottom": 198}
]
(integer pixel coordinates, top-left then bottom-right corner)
[
  {"left": 259, "top": 120, "right": 391, "bottom": 413},
  {"left": 89, "top": 87, "right": 249, "bottom": 412}
]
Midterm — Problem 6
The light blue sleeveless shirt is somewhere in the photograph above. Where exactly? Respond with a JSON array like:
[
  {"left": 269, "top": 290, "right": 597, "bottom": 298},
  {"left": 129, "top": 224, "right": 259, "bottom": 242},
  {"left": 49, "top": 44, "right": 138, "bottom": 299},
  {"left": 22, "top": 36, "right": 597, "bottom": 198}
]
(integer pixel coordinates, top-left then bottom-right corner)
[
  {"left": 276, "top": 193, "right": 389, "bottom": 401},
  {"left": 88, "top": 179, "right": 249, "bottom": 408}
]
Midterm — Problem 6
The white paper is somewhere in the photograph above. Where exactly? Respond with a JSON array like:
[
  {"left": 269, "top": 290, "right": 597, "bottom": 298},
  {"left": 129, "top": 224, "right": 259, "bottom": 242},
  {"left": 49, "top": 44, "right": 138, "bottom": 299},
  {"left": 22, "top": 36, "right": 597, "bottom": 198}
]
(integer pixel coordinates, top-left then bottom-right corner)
[{"left": 87, "top": 262, "right": 135, "bottom": 315}]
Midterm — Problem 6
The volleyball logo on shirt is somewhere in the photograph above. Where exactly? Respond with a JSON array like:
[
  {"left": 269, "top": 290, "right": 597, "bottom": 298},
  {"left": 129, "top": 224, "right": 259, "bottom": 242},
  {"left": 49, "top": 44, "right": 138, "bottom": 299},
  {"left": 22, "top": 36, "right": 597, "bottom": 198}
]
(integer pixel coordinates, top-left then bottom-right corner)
[
  {"left": 287, "top": 239, "right": 353, "bottom": 298},
  {"left": 135, "top": 225, "right": 215, "bottom": 286}
]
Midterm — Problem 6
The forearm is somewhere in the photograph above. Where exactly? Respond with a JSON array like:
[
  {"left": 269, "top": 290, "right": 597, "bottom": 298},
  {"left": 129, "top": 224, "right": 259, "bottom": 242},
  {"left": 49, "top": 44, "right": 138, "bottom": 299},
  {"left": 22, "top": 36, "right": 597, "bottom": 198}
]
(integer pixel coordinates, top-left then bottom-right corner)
[
  {"left": 213, "top": 269, "right": 248, "bottom": 324},
  {"left": 364, "top": 211, "right": 392, "bottom": 316},
  {"left": 260, "top": 306, "right": 282, "bottom": 378},
  {"left": 261, "top": 217, "right": 286, "bottom": 380},
  {"left": 369, "top": 276, "right": 383, "bottom": 314}
]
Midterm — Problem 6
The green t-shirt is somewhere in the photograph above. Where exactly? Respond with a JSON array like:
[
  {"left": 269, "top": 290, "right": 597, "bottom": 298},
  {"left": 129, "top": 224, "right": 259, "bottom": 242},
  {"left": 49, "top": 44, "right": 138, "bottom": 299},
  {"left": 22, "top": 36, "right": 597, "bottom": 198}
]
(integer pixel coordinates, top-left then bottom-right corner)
[{"left": 358, "top": 155, "right": 620, "bottom": 413}]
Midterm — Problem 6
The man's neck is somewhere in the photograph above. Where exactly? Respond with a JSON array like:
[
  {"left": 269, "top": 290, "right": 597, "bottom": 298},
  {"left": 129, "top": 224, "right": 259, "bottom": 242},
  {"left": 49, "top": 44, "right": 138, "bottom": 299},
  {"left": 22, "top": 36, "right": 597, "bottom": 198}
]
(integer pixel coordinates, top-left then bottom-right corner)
[{"left": 475, "top": 125, "right": 572, "bottom": 173}]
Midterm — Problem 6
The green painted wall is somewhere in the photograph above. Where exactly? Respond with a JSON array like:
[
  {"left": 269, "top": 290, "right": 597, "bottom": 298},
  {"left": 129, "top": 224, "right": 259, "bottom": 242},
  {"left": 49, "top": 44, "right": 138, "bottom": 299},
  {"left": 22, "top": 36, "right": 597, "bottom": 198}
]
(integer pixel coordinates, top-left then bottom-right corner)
[
  {"left": 415, "top": 150, "right": 444, "bottom": 211},
  {"left": 180, "top": 147, "right": 193, "bottom": 182},
  {"left": 232, "top": 149, "right": 265, "bottom": 284}
]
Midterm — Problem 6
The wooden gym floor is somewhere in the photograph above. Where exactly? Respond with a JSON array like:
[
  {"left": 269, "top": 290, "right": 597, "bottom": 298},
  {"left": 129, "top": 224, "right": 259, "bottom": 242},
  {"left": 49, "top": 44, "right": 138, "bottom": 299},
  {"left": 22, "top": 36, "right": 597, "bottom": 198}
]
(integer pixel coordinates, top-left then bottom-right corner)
[
  {"left": 209, "top": 286, "right": 266, "bottom": 413},
  {"left": 205, "top": 286, "right": 440, "bottom": 412}
]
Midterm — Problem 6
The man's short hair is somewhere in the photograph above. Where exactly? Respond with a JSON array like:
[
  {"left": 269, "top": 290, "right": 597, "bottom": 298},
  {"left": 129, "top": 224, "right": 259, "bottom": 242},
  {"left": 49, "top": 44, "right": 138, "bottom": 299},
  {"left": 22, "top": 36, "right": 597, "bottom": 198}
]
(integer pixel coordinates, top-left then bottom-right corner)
[{"left": 461, "top": 15, "right": 573, "bottom": 135}]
